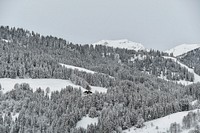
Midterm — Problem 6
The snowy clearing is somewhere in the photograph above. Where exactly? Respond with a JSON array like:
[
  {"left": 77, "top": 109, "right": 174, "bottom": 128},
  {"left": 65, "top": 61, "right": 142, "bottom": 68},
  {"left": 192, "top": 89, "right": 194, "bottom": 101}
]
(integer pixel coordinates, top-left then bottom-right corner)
[
  {"left": 165, "top": 44, "right": 200, "bottom": 57},
  {"left": 0, "top": 78, "right": 107, "bottom": 94},
  {"left": 123, "top": 109, "right": 199, "bottom": 133},
  {"left": 76, "top": 115, "right": 98, "bottom": 129},
  {"left": 59, "top": 63, "right": 114, "bottom": 79},
  {"left": 59, "top": 63, "right": 95, "bottom": 74},
  {"left": 90, "top": 86, "right": 107, "bottom": 93}
]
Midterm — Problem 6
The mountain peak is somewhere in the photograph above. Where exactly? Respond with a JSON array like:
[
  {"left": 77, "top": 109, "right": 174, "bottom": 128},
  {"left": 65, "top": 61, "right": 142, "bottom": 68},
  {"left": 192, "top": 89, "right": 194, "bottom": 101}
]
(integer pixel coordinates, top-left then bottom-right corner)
[
  {"left": 165, "top": 44, "right": 200, "bottom": 57},
  {"left": 93, "top": 39, "right": 145, "bottom": 51}
]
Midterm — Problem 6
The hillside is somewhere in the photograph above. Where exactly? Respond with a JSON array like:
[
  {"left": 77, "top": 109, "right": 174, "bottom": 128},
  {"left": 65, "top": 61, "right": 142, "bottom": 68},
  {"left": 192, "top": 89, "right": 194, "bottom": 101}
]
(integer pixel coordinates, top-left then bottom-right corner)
[
  {"left": 165, "top": 44, "right": 200, "bottom": 57},
  {"left": 0, "top": 26, "right": 199, "bottom": 133},
  {"left": 178, "top": 48, "right": 200, "bottom": 77},
  {"left": 123, "top": 109, "right": 200, "bottom": 133}
]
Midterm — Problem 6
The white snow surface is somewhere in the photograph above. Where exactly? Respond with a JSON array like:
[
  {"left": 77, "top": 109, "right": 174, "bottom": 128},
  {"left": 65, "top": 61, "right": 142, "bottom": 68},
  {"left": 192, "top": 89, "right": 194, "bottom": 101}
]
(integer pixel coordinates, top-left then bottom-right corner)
[
  {"left": 11, "top": 113, "right": 19, "bottom": 121},
  {"left": 0, "top": 78, "right": 107, "bottom": 93},
  {"left": 191, "top": 100, "right": 198, "bottom": 106},
  {"left": 91, "top": 86, "right": 107, "bottom": 93},
  {"left": 93, "top": 39, "right": 145, "bottom": 51},
  {"left": 59, "top": 63, "right": 95, "bottom": 74},
  {"left": 59, "top": 63, "right": 114, "bottom": 79},
  {"left": 2, "top": 113, "right": 19, "bottom": 121},
  {"left": 165, "top": 44, "right": 200, "bottom": 57},
  {"left": 163, "top": 56, "right": 200, "bottom": 84},
  {"left": 76, "top": 115, "right": 98, "bottom": 129},
  {"left": 128, "top": 54, "right": 147, "bottom": 63},
  {"left": 123, "top": 109, "right": 199, "bottom": 133},
  {"left": 1, "top": 39, "right": 11, "bottom": 43}
]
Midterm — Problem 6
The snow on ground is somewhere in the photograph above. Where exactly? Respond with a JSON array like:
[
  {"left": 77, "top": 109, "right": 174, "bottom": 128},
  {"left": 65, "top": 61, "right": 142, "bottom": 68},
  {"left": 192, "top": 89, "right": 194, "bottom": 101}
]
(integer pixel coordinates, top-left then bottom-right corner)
[
  {"left": 165, "top": 44, "right": 200, "bottom": 57},
  {"left": 176, "top": 80, "right": 194, "bottom": 86},
  {"left": 123, "top": 109, "right": 199, "bottom": 133},
  {"left": 76, "top": 114, "right": 98, "bottom": 129},
  {"left": 128, "top": 54, "right": 147, "bottom": 63},
  {"left": 163, "top": 56, "right": 200, "bottom": 84},
  {"left": 93, "top": 39, "right": 146, "bottom": 51},
  {"left": 1, "top": 39, "right": 11, "bottom": 43},
  {"left": 1, "top": 112, "right": 19, "bottom": 121},
  {"left": 11, "top": 113, "right": 19, "bottom": 121},
  {"left": 191, "top": 100, "right": 198, "bottom": 106},
  {"left": 0, "top": 78, "right": 107, "bottom": 94},
  {"left": 158, "top": 71, "right": 169, "bottom": 81},
  {"left": 59, "top": 63, "right": 114, "bottom": 79},
  {"left": 90, "top": 86, "right": 107, "bottom": 93},
  {"left": 59, "top": 63, "right": 95, "bottom": 74}
]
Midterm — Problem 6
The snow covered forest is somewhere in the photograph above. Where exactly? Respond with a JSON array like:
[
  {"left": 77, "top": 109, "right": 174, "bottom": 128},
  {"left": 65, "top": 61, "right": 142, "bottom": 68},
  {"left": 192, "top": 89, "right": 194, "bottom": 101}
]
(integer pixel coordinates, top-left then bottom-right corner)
[{"left": 0, "top": 26, "right": 200, "bottom": 133}]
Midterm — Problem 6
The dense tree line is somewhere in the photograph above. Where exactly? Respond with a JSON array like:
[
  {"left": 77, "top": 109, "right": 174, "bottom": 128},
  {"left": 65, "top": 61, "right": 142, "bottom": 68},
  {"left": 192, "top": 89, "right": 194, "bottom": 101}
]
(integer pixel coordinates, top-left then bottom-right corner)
[
  {"left": 0, "top": 26, "right": 194, "bottom": 84},
  {"left": 0, "top": 81, "right": 195, "bottom": 133},
  {"left": 178, "top": 48, "right": 200, "bottom": 76},
  {"left": 133, "top": 55, "right": 194, "bottom": 82}
]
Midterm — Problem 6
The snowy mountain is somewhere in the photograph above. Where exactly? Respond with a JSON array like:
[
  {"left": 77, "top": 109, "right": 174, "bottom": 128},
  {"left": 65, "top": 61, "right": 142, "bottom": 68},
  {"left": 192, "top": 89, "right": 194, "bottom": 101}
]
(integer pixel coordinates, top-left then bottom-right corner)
[
  {"left": 165, "top": 44, "right": 200, "bottom": 57},
  {"left": 93, "top": 39, "right": 145, "bottom": 51}
]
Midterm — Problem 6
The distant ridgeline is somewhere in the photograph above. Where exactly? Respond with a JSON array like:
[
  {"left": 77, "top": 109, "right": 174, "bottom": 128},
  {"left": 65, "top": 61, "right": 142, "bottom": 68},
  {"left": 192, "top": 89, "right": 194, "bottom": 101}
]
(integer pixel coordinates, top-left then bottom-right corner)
[{"left": 0, "top": 26, "right": 199, "bottom": 133}]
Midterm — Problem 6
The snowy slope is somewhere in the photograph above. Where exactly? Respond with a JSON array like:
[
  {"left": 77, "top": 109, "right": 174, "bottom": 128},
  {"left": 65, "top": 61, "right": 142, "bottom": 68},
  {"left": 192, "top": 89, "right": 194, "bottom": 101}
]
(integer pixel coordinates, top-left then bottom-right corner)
[
  {"left": 59, "top": 63, "right": 114, "bottom": 79},
  {"left": 0, "top": 78, "right": 107, "bottom": 94},
  {"left": 165, "top": 44, "right": 200, "bottom": 57},
  {"left": 93, "top": 39, "right": 145, "bottom": 51},
  {"left": 59, "top": 63, "right": 95, "bottom": 74},
  {"left": 76, "top": 115, "right": 98, "bottom": 129},
  {"left": 163, "top": 56, "right": 200, "bottom": 84},
  {"left": 123, "top": 109, "right": 198, "bottom": 133}
]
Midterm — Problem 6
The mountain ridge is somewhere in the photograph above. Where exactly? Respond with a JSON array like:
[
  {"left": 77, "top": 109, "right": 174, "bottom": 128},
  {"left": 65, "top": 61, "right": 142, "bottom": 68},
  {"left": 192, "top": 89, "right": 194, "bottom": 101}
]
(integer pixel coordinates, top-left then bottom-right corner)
[{"left": 93, "top": 39, "right": 146, "bottom": 51}]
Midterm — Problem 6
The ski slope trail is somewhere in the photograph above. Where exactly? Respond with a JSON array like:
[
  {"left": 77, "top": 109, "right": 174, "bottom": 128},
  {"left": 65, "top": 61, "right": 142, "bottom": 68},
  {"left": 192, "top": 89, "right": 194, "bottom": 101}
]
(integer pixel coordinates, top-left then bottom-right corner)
[
  {"left": 163, "top": 56, "right": 200, "bottom": 83},
  {"left": 59, "top": 63, "right": 114, "bottom": 78},
  {"left": 59, "top": 63, "right": 95, "bottom": 74}
]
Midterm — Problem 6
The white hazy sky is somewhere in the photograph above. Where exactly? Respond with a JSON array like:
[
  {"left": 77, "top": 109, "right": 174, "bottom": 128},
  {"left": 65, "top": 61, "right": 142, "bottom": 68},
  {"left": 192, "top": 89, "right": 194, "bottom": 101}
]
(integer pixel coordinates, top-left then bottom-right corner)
[{"left": 0, "top": 0, "right": 200, "bottom": 50}]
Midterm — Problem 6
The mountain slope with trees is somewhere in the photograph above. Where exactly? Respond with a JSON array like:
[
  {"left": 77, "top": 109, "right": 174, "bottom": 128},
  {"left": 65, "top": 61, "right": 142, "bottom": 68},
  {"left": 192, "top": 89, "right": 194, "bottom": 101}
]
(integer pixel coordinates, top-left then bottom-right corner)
[{"left": 0, "top": 26, "right": 199, "bottom": 133}]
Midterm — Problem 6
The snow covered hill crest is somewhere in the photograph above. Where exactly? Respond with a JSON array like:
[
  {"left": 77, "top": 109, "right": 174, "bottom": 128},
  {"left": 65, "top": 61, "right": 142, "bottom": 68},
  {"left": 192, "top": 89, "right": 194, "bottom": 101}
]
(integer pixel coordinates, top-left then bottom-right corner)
[
  {"left": 165, "top": 44, "right": 200, "bottom": 57},
  {"left": 93, "top": 39, "right": 145, "bottom": 51}
]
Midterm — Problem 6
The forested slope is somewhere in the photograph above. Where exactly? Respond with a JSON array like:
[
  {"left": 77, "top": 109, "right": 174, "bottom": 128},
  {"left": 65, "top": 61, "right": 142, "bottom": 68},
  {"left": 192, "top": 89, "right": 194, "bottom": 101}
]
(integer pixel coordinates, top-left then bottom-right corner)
[
  {"left": 178, "top": 48, "right": 200, "bottom": 76},
  {"left": 0, "top": 26, "right": 199, "bottom": 133}
]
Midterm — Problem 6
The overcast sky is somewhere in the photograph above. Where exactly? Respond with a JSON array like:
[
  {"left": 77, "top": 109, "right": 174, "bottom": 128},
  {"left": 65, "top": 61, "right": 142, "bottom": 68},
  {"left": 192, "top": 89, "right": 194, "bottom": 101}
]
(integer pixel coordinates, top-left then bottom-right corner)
[{"left": 0, "top": 0, "right": 200, "bottom": 50}]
